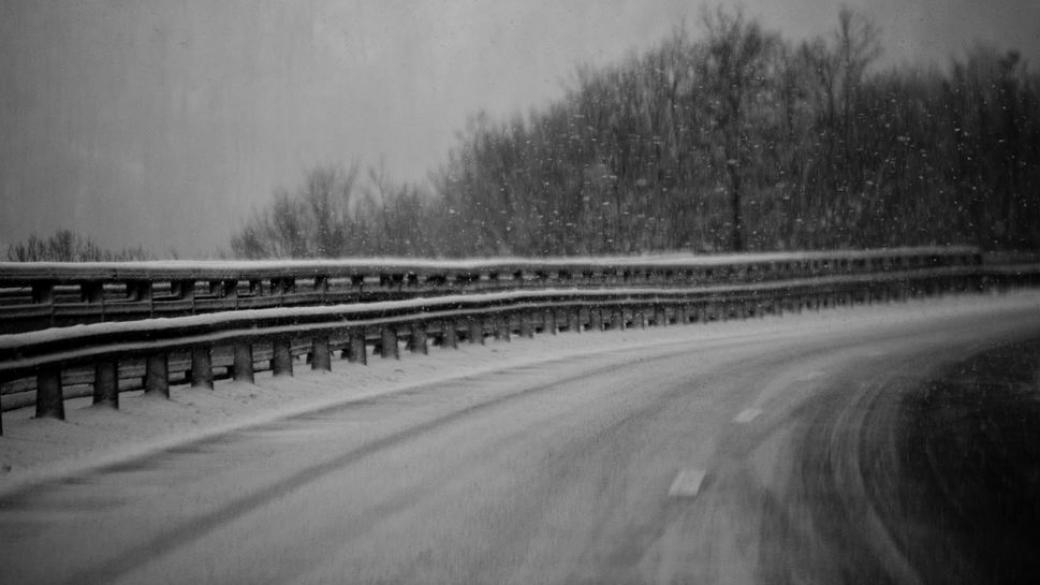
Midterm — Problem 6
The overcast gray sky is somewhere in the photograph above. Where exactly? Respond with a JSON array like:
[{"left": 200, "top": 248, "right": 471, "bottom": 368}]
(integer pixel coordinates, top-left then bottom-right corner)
[{"left": 2, "top": 0, "right": 1038, "bottom": 257}]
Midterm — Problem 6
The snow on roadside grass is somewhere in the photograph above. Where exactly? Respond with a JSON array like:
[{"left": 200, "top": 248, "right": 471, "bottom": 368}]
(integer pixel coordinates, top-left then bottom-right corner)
[{"left": 1, "top": 290, "right": 1038, "bottom": 495}]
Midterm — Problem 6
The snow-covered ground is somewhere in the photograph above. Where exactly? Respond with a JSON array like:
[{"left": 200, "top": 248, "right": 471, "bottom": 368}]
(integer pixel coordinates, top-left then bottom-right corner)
[{"left": 1, "top": 290, "right": 1037, "bottom": 496}]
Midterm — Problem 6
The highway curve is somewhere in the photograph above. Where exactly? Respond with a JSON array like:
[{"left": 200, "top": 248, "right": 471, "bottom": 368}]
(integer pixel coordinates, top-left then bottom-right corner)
[{"left": 1, "top": 300, "right": 1039, "bottom": 585}]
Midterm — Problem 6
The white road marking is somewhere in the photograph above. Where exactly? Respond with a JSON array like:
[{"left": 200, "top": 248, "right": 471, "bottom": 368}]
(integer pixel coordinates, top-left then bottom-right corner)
[
  {"left": 802, "top": 370, "right": 825, "bottom": 381},
  {"left": 668, "top": 468, "right": 707, "bottom": 498},
  {"left": 733, "top": 408, "right": 763, "bottom": 423}
]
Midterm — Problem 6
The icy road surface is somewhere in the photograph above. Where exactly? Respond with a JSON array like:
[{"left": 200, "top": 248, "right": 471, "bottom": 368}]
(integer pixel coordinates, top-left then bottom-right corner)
[{"left": 1, "top": 293, "right": 1039, "bottom": 584}]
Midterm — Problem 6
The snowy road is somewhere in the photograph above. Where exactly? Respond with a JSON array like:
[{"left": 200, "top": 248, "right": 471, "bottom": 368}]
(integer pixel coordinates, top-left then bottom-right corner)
[{"left": 2, "top": 299, "right": 1039, "bottom": 584}]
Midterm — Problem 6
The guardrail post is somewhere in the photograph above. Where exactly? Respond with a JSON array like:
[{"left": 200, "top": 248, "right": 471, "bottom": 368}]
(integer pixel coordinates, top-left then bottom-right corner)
[
  {"left": 381, "top": 326, "right": 399, "bottom": 359},
  {"left": 93, "top": 359, "right": 118, "bottom": 408},
  {"left": 311, "top": 336, "right": 332, "bottom": 370},
  {"left": 701, "top": 302, "right": 714, "bottom": 322},
  {"left": 520, "top": 313, "right": 534, "bottom": 338},
  {"left": 443, "top": 320, "right": 458, "bottom": 349},
  {"left": 191, "top": 346, "right": 214, "bottom": 389},
  {"left": 273, "top": 277, "right": 296, "bottom": 296},
  {"left": 31, "top": 280, "right": 56, "bottom": 304},
  {"left": 610, "top": 308, "right": 625, "bottom": 331},
  {"left": 175, "top": 280, "right": 196, "bottom": 302},
  {"left": 127, "top": 280, "right": 153, "bottom": 302},
  {"left": 544, "top": 309, "right": 558, "bottom": 334},
  {"left": 314, "top": 275, "right": 329, "bottom": 300},
  {"left": 145, "top": 353, "right": 169, "bottom": 397},
  {"left": 209, "top": 280, "right": 225, "bottom": 297},
  {"left": 468, "top": 318, "right": 484, "bottom": 344},
  {"left": 409, "top": 323, "right": 428, "bottom": 354},
  {"left": 233, "top": 342, "right": 254, "bottom": 383},
  {"left": 495, "top": 315, "right": 511, "bottom": 342},
  {"left": 589, "top": 308, "right": 603, "bottom": 331},
  {"left": 81, "top": 281, "right": 104, "bottom": 303},
  {"left": 567, "top": 309, "right": 581, "bottom": 333},
  {"left": 36, "top": 367, "right": 64, "bottom": 420},
  {"left": 348, "top": 328, "right": 368, "bottom": 364},
  {"left": 272, "top": 338, "right": 294, "bottom": 375}
]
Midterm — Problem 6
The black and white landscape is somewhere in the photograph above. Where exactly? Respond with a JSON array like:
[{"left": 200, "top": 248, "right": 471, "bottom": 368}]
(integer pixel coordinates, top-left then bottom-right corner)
[{"left": 1, "top": 2, "right": 1039, "bottom": 584}]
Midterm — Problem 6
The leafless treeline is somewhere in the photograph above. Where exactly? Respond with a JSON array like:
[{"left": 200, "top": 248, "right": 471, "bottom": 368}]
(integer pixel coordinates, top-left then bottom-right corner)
[
  {"left": 230, "top": 6, "right": 1039, "bottom": 259},
  {"left": 6, "top": 230, "right": 152, "bottom": 262}
]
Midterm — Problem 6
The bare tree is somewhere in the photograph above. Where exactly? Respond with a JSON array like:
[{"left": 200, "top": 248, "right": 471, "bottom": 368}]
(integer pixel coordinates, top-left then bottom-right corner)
[
  {"left": 698, "top": 6, "right": 780, "bottom": 251},
  {"left": 230, "top": 164, "right": 361, "bottom": 258},
  {"left": 7, "top": 230, "right": 151, "bottom": 261}
]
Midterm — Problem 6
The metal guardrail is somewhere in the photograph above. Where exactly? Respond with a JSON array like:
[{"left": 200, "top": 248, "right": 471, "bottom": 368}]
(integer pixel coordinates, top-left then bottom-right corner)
[
  {"left": 6, "top": 255, "right": 1039, "bottom": 435},
  {"left": 0, "top": 247, "right": 981, "bottom": 333}
]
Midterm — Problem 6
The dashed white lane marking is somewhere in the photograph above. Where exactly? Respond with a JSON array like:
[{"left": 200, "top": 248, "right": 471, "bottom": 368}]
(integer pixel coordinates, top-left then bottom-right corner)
[
  {"left": 733, "top": 408, "right": 763, "bottom": 423},
  {"left": 668, "top": 468, "right": 707, "bottom": 498},
  {"left": 802, "top": 370, "right": 825, "bottom": 381}
]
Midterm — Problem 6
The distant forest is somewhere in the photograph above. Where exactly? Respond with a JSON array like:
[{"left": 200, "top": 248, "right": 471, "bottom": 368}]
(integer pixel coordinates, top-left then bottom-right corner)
[
  {"left": 10, "top": 6, "right": 1039, "bottom": 261},
  {"left": 232, "top": 7, "right": 1040, "bottom": 258},
  {"left": 6, "top": 229, "right": 152, "bottom": 262}
]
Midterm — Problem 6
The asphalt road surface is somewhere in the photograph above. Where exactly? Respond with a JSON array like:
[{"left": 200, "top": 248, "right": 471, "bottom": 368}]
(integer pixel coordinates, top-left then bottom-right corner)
[{"left": 2, "top": 301, "right": 1039, "bottom": 584}]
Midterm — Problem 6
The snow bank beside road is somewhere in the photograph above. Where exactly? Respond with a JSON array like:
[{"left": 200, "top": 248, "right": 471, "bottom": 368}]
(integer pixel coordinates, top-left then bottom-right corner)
[{"left": 1, "top": 290, "right": 1037, "bottom": 496}]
